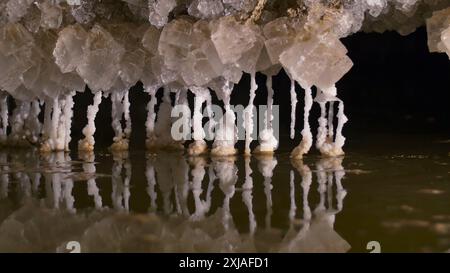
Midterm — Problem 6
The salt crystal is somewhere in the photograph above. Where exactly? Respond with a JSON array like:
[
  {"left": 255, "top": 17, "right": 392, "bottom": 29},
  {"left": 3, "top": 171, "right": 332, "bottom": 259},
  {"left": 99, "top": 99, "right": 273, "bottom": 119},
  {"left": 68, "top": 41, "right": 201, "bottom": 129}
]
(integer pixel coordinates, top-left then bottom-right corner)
[
  {"left": 54, "top": 24, "right": 88, "bottom": 73},
  {"left": 37, "top": 1, "right": 63, "bottom": 30},
  {"left": 263, "top": 17, "right": 296, "bottom": 64},
  {"left": 211, "top": 16, "right": 264, "bottom": 73},
  {"left": 280, "top": 33, "right": 353, "bottom": 91},
  {"left": 188, "top": 0, "right": 224, "bottom": 20},
  {"left": 76, "top": 24, "right": 125, "bottom": 92},
  {"left": 148, "top": 0, "right": 177, "bottom": 28}
]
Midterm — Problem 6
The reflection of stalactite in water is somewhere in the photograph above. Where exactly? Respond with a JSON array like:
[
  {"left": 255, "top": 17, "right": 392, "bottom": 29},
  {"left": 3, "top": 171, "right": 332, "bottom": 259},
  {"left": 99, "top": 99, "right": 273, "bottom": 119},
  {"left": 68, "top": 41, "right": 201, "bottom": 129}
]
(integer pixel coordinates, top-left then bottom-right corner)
[
  {"left": 213, "top": 156, "right": 238, "bottom": 231},
  {"left": 145, "top": 154, "right": 158, "bottom": 212},
  {"left": 0, "top": 150, "right": 353, "bottom": 252},
  {"left": 173, "top": 154, "right": 189, "bottom": 217},
  {"left": 204, "top": 164, "right": 216, "bottom": 215},
  {"left": 317, "top": 157, "right": 347, "bottom": 214},
  {"left": 256, "top": 155, "right": 277, "bottom": 231},
  {"left": 10, "top": 152, "right": 28, "bottom": 198},
  {"left": 288, "top": 170, "right": 297, "bottom": 232},
  {"left": 284, "top": 157, "right": 350, "bottom": 253},
  {"left": 41, "top": 152, "right": 75, "bottom": 213},
  {"left": 111, "top": 151, "right": 131, "bottom": 212},
  {"left": 63, "top": 153, "right": 75, "bottom": 214},
  {"left": 189, "top": 157, "right": 207, "bottom": 221},
  {"left": 243, "top": 157, "right": 256, "bottom": 236},
  {"left": 80, "top": 151, "right": 102, "bottom": 210},
  {"left": 154, "top": 152, "right": 174, "bottom": 215},
  {"left": 0, "top": 152, "right": 9, "bottom": 199}
]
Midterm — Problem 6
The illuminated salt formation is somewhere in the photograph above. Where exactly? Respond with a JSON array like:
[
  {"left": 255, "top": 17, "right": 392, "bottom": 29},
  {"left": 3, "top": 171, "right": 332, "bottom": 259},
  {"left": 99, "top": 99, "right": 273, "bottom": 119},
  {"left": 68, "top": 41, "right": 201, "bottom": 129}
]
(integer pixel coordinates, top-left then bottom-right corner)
[
  {"left": 211, "top": 79, "right": 238, "bottom": 156},
  {"left": 315, "top": 86, "right": 348, "bottom": 157},
  {"left": 0, "top": 0, "right": 448, "bottom": 156},
  {"left": 255, "top": 71, "right": 279, "bottom": 154},
  {"left": 0, "top": 149, "right": 352, "bottom": 252},
  {"left": 188, "top": 87, "right": 210, "bottom": 156}
]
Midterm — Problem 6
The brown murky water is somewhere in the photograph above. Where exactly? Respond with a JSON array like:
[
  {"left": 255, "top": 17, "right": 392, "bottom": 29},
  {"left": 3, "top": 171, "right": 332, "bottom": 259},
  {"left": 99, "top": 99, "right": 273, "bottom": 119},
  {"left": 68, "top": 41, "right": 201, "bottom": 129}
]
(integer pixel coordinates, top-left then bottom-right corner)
[{"left": 0, "top": 134, "right": 448, "bottom": 253}]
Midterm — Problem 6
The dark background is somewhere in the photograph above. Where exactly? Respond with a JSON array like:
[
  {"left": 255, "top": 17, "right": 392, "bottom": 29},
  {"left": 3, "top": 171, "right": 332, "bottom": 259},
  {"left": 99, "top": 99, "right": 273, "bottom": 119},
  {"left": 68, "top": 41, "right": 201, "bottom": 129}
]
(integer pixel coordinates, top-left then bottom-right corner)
[{"left": 70, "top": 26, "right": 450, "bottom": 150}]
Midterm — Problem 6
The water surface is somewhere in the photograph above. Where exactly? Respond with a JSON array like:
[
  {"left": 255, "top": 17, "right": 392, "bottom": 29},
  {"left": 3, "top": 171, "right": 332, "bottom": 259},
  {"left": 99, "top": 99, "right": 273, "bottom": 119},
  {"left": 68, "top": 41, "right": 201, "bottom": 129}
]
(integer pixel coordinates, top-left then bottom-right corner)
[{"left": 0, "top": 134, "right": 448, "bottom": 253}]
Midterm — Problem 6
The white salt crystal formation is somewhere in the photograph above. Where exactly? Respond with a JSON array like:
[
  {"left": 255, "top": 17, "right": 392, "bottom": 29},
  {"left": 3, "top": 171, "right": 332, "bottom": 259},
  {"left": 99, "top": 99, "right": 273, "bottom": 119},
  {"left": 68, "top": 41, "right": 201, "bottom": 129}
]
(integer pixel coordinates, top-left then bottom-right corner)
[
  {"left": 0, "top": 0, "right": 448, "bottom": 156},
  {"left": 426, "top": 6, "right": 450, "bottom": 58}
]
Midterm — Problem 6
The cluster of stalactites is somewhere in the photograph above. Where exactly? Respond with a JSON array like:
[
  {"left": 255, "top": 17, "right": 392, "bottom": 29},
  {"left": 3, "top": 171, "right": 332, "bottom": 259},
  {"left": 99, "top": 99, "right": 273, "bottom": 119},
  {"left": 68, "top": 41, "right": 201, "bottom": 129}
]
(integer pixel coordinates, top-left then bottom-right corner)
[
  {"left": 0, "top": 1, "right": 356, "bottom": 157},
  {"left": 3, "top": 1, "right": 448, "bottom": 156}
]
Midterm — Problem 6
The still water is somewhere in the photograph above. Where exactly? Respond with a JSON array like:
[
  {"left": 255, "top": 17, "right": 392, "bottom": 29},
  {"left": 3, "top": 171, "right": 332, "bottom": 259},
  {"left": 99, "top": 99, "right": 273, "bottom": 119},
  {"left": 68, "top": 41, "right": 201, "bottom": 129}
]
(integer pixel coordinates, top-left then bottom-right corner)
[{"left": 0, "top": 134, "right": 448, "bottom": 253}]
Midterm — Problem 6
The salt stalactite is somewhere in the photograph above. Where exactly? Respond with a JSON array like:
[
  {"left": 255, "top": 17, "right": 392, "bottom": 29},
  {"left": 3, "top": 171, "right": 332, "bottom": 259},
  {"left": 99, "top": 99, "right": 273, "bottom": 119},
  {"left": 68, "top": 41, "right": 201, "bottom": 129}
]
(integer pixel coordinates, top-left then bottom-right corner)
[
  {"left": 152, "top": 88, "right": 183, "bottom": 151},
  {"left": 146, "top": 155, "right": 158, "bottom": 212},
  {"left": 145, "top": 87, "right": 158, "bottom": 151},
  {"left": 50, "top": 98, "right": 61, "bottom": 149},
  {"left": 211, "top": 81, "right": 237, "bottom": 156},
  {"left": 255, "top": 75, "right": 278, "bottom": 154},
  {"left": 110, "top": 90, "right": 127, "bottom": 151},
  {"left": 110, "top": 89, "right": 132, "bottom": 151},
  {"left": 242, "top": 157, "right": 256, "bottom": 236},
  {"left": 41, "top": 94, "right": 74, "bottom": 152},
  {"left": 42, "top": 100, "right": 52, "bottom": 151},
  {"left": 214, "top": 157, "right": 237, "bottom": 231},
  {"left": 78, "top": 91, "right": 103, "bottom": 152},
  {"left": 123, "top": 90, "right": 131, "bottom": 140},
  {"left": 257, "top": 155, "right": 277, "bottom": 230},
  {"left": 81, "top": 152, "right": 102, "bottom": 210},
  {"left": 0, "top": 95, "right": 8, "bottom": 143},
  {"left": 189, "top": 157, "right": 207, "bottom": 220},
  {"left": 205, "top": 92, "right": 215, "bottom": 140},
  {"left": 244, "top": 73, "right": 258, "bottom": 156},
  {"left": 315, "top": 85, "right": 348, "bottom": 157},
  {"left": 328, "top": 101, "right": 335, "bottom": 140},
  {"left": 291, "top": 87, "right": 313, "bottom": 160},
  {"left": 289, "top": 79, "right": 297, "bottom": 140},
  {"left": 9, "top": 100, "right": 30, "bottom": 146},
  {"left": 24, "top": 100, "right": 42, "bottom": 145},
  {"left": 188, "top": 87, "right": 209, "bottom": 156},
  {"left": 62, "top": 93, "right": 74, "bottom": 151}
]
